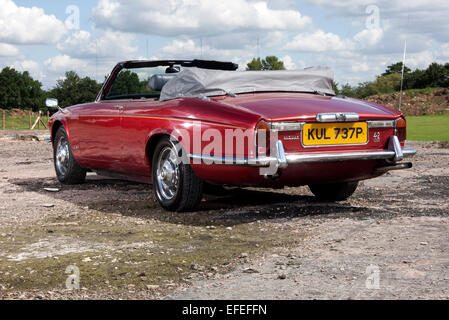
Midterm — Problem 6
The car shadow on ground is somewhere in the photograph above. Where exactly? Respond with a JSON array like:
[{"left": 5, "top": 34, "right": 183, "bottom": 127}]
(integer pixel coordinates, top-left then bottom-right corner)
[{"left": 10, "top": 175, "right": 379, "bottom": 227}]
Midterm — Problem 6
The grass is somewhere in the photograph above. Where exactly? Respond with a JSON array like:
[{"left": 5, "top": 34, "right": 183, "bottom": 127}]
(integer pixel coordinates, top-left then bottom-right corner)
[
  {"left": 407, "top": 114, "right": 449, "bottom": 141},
  {"left": 405, "top": 87, "right": 442, "bottom": 98},
  {"left": 1, "top": 111, "right": 49, "bottom": 130}
]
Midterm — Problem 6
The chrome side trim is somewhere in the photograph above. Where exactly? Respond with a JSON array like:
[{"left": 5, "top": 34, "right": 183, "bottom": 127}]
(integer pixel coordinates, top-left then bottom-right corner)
[
  {"left": 189, "top": 154, "right": 277, "bottom": 167},
  {"left": 316, "top": 113, "right": 360, "bottom": 123}
]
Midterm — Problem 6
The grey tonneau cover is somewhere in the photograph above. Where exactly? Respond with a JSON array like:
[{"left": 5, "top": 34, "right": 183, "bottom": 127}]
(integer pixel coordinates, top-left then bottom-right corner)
[{"left": 160, "top": 67, "right": 335, "bottom": 101}]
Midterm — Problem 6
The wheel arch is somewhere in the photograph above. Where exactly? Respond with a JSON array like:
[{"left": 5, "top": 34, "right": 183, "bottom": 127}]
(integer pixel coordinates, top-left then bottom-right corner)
[
  {"left": 51, "top": 119, "right": 74, "bottom": 145},
  {"left": 146, "top": 133, "right": 170, "bottom": 167},
  {"left": 51, "top": 120, "right": 64, "bottom": 144},
  {"left": 145, "top": 127, "right": 190, "bottom": 168}
]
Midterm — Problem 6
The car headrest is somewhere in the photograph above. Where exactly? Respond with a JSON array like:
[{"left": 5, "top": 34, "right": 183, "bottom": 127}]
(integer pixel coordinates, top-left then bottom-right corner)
[{"left": 148, "top": 74, "right": 177, "bottom": 91}]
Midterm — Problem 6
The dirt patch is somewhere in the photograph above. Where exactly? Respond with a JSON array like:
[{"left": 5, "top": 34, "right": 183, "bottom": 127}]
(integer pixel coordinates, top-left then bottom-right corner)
[
  {"left": 440, "top": 141, "right": 449, "bottom": 149},
  {"left": 366, "top": 88, "right": 449, "bottom": 116},
  {"left": 168, "top": 216, "right": 449, "bottom": 300},
  {"left": 0, "top": 137, "right": 448, "bottom": 299},
  {"left": 6, "top": 109, "right": 31, "bottom": 117}
]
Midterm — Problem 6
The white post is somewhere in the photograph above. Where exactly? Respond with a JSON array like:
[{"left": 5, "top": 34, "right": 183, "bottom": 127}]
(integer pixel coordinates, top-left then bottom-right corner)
[{"left": 399, "top": 40, "right": 407, "bottom": 112}]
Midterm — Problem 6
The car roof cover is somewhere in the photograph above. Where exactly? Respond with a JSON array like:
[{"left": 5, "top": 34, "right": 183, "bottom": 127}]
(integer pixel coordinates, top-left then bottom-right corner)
[{"left": 160, "top": 67, "right": 335, "bottom": 101}]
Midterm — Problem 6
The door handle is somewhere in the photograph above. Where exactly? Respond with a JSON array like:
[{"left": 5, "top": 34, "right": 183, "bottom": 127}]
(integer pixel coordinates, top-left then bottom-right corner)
[{"left": 114, "top": 105, "right": 124, "bottom": 110}]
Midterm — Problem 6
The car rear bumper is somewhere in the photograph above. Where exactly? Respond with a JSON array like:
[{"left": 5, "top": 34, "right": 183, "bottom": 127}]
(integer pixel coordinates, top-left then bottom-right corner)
[
  {"left": 283, "top": 148, "right": 416, "bottom": 165},
  {"left": 189, "top": 136, "right": 416, "bottom": 172}
]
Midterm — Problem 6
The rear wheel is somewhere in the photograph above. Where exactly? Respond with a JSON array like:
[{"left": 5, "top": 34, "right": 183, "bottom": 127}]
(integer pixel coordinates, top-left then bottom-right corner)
[
  {"left": 152, "top": 137, "right": 203, "bottom": 212},
  {"left": 53, "top": 126, "right": 87, "bottom": 184},
  {"left": 309, "top": 181, "right": 359, "bottom": 202}
]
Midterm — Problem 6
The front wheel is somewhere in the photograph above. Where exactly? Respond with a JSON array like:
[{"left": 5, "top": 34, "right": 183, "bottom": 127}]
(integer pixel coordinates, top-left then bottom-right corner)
[
  {"left": 152, "top": 137, "right": 203, "bottom": 212},
  {"left": 53, "top": 126, "right": 87, "bottom": 184},
  {"left": 309, "top": 181, "right": 359, "bottom": 202}
]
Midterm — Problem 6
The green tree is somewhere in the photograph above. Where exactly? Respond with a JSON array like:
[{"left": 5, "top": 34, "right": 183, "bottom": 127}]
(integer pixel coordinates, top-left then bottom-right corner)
[
  {"left": 403, "top": 63, "right": 449, "bottom": 89},
  {"left": 339, "top": 83, "right": 357, "bottom": 98},
  {"left": 404, "top": 69, "right": 427, "bottom": 89},
  {"left": 247, "top": 56, "right": 286, "bottom": 71},
  {"left": 336, "top": 73, "right": 401, "bottom": 99},
  {"left": 49, "top": 71, "right": 102, "bottom": 108},
  {"left": 354, "top": 81, "right": 378, "bottom": 98},
  {"left": 246, "top": 58, "right": 263, "bottom": 71},
  {"left": 382, "top": 62, "right": 411, "bottom": 76},
  {"left": 371, "top": 73, "right": 402, "bottom": 95},
  {"left": 424, "top": 62, "right": 448, "bottom": 87},
  {"left": 0, "top": 67, "right": 46, "bottom": 111},
  {"left": 108, "top": 70, "right": 150, "bottom": 97},
  {"left": 333, "top": 82, "right": 340, "bottom": 95},
  {"left": 442, "top": 63, "right": 449, "bottom": 87}
]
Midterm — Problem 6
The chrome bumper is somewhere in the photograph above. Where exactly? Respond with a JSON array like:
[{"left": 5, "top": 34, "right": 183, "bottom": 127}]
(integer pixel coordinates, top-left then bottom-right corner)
[{"left": 189, "top": 136, "right": 417, "bottom": 169}]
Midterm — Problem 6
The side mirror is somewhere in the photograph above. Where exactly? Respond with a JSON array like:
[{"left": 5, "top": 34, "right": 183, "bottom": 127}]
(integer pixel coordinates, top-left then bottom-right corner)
[{"left": 46, "top": 98, "right": 59, "bottom": 109}]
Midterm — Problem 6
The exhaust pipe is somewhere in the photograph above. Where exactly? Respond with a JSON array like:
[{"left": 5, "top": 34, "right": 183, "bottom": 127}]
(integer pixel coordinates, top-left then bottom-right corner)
[{"left": 373, "top": 162, "right": 413, "bottom": 174}]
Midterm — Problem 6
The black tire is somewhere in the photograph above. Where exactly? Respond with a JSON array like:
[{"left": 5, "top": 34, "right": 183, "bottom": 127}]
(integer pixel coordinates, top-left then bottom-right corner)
[
  {"left": 53, "top": 126, "right": 87, "bottom": 184},
  {"left": 152, "top": 137, "right": 203, "bottom": 212},
  {"left": 309, "top": 181, "right": 359, "bottom": 202}
]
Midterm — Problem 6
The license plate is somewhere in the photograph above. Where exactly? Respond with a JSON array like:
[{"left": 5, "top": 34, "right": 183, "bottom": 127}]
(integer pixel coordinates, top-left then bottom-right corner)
[{"left": 302, "top": 123, "right": 368, "bottom": 146}]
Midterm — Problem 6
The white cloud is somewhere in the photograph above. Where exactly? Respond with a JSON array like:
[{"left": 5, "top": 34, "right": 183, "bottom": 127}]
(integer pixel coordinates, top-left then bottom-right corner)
[
  {"left": 353, "top": 28, "right": 384, "bottom": 48},
  {"left": 0, "top": 0, "right": 66, "bottom": 45},
  {"left": 308, "top": 0, "right": 448, "bottom": 13},
  {"left": 284, "top": 30, "right": 355, "bottom": 52},
  {"left": 193, "top": 31, "right": 287, "bottom": 54},
  {"left": 11, "top": 60, "right": 40, "bottom": 73},
  {"left": 57, "top": 31, "right": 95, "bottom": 58},
  {"left": 307, "top": 0, "right": 449, "bottom": 42},
  {"left": 351, "top": 61, "right": 370, "bottom": 72},
  {"left": 44, "top": 55, "right": 88, "bottom": 73},
  {"left": 9, "top": 60, "right": 43, "bottom": 80},
  {"left": 406, "top": 51, "right": 435, "bottom": 69},
  {"left": 159, "top": 39, "right": 203, "bottom": 57},
  {"left": 285, "top": 27, "right": 385, "bottom": 54},
  {"left": 281, "top": 55, "right": 296, "bottom": 70},
  {"left": 57, "top": 30, "right": 139, "bottom": 60},
  {"left": 92, "top": 0, "right": 312, "bottom": 36},
  {"left": 157, "top": 39, "right": 250, "bottom": 61},
  {"left": 0, "top": 43, "right": 19, "bottom": 56},
  {"left": 439, "top": 43, "right": 449, "bottom": 59},
  {"left": 154, "top": 39, "right": 255, "bottom": 70},
  {"left": 1, "top": 0, "right": 447, "bottom": 91},
  {"left": 41, "top": 29, "right": 142, "bottom": 87}
]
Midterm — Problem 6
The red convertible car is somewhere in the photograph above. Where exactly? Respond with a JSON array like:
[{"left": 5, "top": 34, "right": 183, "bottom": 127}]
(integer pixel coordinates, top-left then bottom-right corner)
[{"left": 47, "top": 59, "right": 416, "bottom": 212}]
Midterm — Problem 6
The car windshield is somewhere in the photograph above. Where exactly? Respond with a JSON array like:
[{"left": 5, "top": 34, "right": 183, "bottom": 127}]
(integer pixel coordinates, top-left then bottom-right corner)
[{"left": 105, "top": 66, "right": 182, "bottom": 100}]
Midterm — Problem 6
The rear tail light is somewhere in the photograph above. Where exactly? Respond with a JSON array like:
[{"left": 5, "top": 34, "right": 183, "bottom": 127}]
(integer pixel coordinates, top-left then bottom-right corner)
[
  {"left": 396, "top": 117, "right": 407, "bottom": 142},
  {"left": 256, "top": 120, "right": 271, "bottom": 156}
]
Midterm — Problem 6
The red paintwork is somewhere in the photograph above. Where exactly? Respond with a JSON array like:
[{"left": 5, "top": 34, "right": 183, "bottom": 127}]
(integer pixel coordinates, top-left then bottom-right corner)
[{"left": 49, "top": 91, "right": 404, "bottom": 187}]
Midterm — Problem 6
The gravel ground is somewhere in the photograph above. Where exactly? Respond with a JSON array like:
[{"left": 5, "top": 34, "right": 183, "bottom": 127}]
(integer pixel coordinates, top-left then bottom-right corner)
[{"left": 0, "top": 133, "right": 448, "bottom": 300}]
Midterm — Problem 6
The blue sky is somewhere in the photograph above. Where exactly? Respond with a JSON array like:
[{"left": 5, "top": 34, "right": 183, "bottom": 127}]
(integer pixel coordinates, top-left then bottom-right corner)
[{"left": 1, "top": 0, "right": 448, "bottom": 89}]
